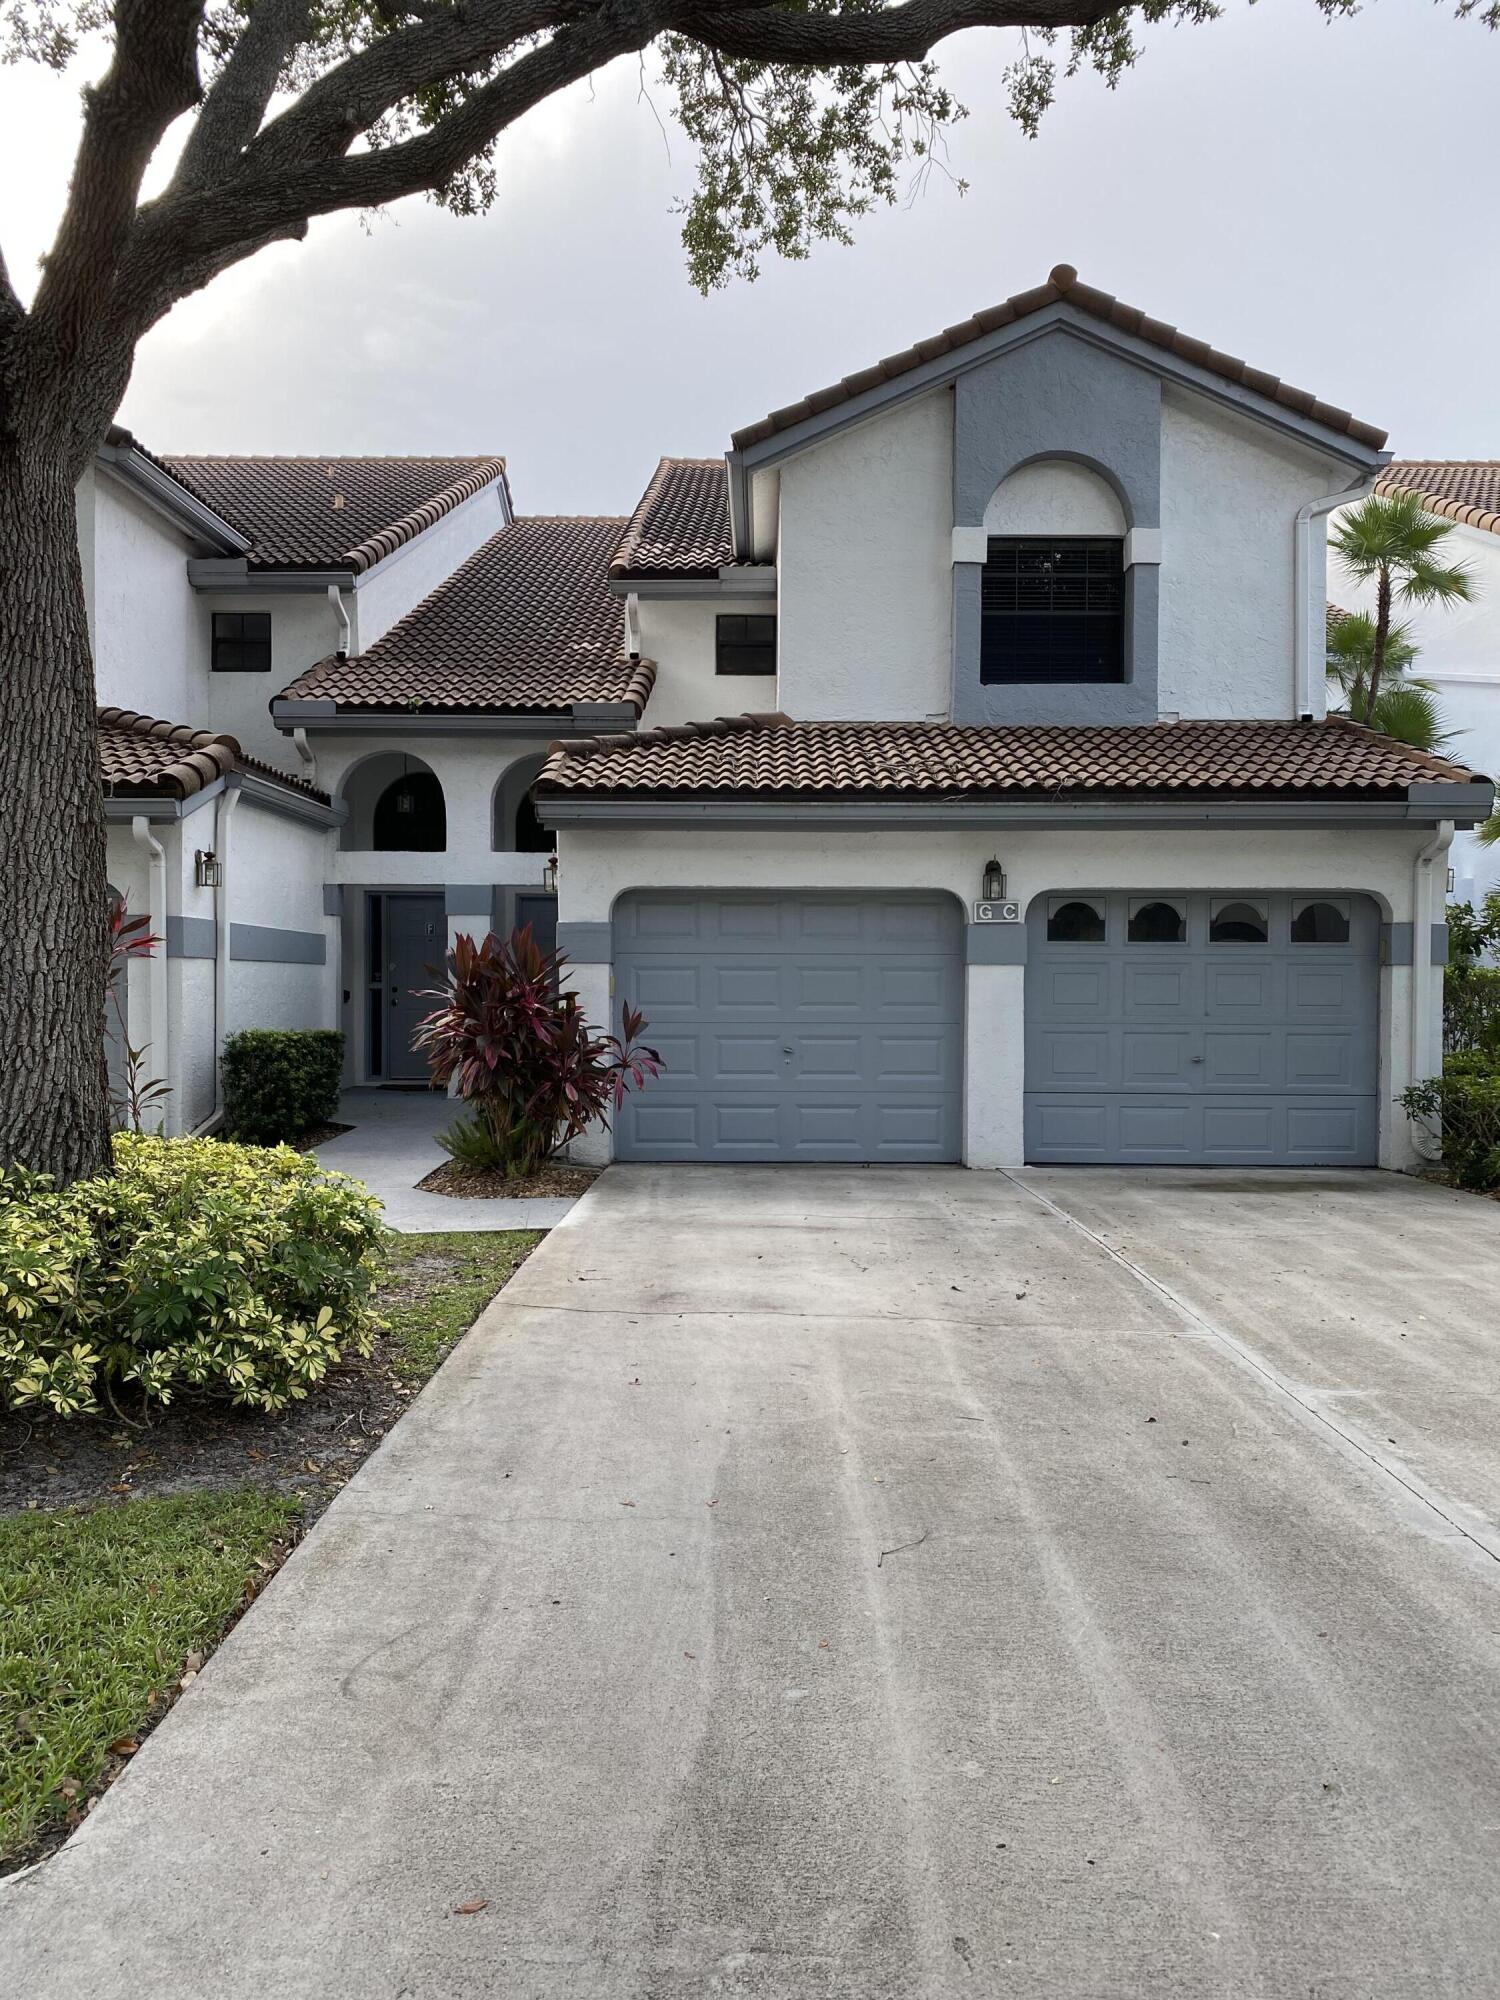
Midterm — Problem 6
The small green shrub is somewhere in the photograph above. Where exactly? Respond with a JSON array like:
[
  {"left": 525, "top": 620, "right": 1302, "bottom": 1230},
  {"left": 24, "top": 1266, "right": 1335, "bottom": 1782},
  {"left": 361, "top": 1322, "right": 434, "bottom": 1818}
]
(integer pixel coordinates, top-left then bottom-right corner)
[
  {"left": 1444, "top": 966, "right": 1500, "bottom": 1058},
  {"left": 221, "top": 1029, "right": 344, "bottom": 1143},
  {"left": 1402, "top": 1060, "right": 1500, "bottom": 1189},
  {"left": 0, "top": 1135, "right": 384, "bottom": 1417}
]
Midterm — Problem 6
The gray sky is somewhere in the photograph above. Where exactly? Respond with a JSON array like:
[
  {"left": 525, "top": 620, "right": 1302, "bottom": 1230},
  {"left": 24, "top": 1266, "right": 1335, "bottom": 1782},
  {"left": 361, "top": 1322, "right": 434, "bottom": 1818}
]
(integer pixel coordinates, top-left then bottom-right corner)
[{"left": 2, "top": 1, "right": 1497, "bottom": 517}]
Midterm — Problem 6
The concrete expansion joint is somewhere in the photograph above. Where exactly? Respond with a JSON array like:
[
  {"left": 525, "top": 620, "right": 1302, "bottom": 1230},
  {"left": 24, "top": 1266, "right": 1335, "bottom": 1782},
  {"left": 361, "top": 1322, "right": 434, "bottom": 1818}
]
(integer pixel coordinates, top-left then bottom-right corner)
[{"left": 999, "top": 1170, "right": 1500, "bottom": 1574}]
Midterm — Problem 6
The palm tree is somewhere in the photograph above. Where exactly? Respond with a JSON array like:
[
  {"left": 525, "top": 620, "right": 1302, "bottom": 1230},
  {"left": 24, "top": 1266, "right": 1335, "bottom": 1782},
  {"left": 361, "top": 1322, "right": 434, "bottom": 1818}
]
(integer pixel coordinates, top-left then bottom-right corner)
[
  {"left": 1325, "top": 609, "right": 1450, "bottom": 752},
  {"left": 1330, "top": 490, "right": 1474, "bottom": 713}
]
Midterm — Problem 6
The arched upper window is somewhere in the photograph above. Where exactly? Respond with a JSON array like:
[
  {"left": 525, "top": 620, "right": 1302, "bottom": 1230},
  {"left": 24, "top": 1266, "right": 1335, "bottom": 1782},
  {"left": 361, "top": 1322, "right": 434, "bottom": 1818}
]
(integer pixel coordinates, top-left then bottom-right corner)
[
  {"left": 372, "top": 768, "right": 445, "bottom": 852},
  {"left": 981, "top": 461, "right": 1128, "bottom": 688},
  {"left": 492, "top": 756, "right": 553, "bottom": 854},
  {"left": 1291, "top": 899, "right": 1351, "bottom": 944},
  {"left": 1210, "top": 899, "right": 1268, "bottom": 944}
]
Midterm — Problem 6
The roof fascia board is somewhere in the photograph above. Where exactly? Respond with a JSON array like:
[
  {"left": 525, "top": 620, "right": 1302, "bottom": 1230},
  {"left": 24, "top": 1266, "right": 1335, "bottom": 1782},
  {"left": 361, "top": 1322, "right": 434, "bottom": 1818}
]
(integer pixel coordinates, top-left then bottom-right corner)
[
  {"left": 538, "top": 788, "right": 1494, "bottom": 831},
  {"left": 225, "top": 771, "right": 346, "bottom": 826},
  {"left": 728, "top": 303, "right": 1389, "bottom": 487},
  {"left": 606, "top": 571, "right": 778, "bottom": 601},
  {"left": 96, "top": 450, "right": 250, "bottom": 555},
  {"left": 187, "top": 560, "right": 358, "bottom": 592},
  {"left": 271, "top": 699, "right": 640, "bottom": 736}
]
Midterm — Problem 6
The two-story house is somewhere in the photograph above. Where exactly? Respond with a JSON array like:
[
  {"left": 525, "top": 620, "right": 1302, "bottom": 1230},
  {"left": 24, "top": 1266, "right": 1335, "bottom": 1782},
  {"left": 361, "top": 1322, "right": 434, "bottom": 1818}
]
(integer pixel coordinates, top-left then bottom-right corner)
[
  {"left": 534, "top": 266, "right": 1491, "bottom": 1171},
  {"left": 90, "top": 264, "right": 1492, "bottom": 1170}
]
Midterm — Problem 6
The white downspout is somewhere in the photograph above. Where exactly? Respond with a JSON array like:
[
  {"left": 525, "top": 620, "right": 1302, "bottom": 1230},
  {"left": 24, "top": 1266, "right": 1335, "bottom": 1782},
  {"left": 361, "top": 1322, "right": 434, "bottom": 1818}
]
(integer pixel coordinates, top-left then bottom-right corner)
[
  {"left": 1409, "top": 818, "right": 1454, "bottom": 1162},
  {"left": 1294, "top": 471, "right": 1379, "bottom": 719},
  {"left": 292, "top": 726, "right": 318, "bottom": 788},
  {"left": 131, "top": 816, "right": 171, "bottom": 1136},
  {"left": 328, "top": 583, "right": 351, "bottom": 659},
  {"left": 196, "top": 785, "right": 241, "bottom": 1134}
]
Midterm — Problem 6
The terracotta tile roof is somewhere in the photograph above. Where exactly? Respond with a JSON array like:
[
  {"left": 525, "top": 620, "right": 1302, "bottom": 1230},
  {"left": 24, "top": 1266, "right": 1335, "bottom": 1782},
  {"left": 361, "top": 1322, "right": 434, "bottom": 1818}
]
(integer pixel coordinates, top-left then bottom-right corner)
[
  {"left": 538, "top": 713, "right": 1481, "bottom": 801},
  {"left": 1379, "top": 462, "right": 1500, "bottom": 538},
  {"left": 280, "top": 517, "right": 655, "bottom": 716},
  {"left": 99, "top": 708, "right": 328, "bottom": 802},
  {"left": 159, "top": 455, "right": 509, "bottom": 572},
  {"left": 610, "top": 457, "right": 766, "bottom": 579},
  {"left": 731, "top": 264, "right": 1387, "bottom": 455}
]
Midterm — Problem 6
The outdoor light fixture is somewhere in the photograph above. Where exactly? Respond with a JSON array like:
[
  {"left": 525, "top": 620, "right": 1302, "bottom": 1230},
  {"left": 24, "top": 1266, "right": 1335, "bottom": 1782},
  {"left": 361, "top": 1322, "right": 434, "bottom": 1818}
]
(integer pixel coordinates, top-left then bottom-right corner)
[
  {"left": 982, "top": 857, "right": 1006, "bottom": 903},
  {"left": 544, "top": 854, "right": 559, "bottom": 893},
  {"left": 393, "top": 786, "right": 416, "bottom": 815},
  {"left": 195, "top": 849, "right": 222, "bottom": 889}
]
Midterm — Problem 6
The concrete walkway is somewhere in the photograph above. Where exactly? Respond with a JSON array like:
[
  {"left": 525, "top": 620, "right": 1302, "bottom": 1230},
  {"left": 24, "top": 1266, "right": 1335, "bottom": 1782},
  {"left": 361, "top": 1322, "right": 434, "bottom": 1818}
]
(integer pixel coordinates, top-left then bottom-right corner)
[
  {"left": 7, "top": 1165, "right": 1500, "bottom": 1996},
  {"left": 313, "top": 1089, "right": 577, "bottom": 1232}
]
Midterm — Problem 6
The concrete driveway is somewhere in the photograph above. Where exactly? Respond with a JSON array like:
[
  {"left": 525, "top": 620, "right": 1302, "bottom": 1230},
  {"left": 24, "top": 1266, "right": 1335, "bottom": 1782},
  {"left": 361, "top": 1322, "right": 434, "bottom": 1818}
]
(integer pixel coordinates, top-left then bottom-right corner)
[{"left": 7, "top": 1165, "right": 1500, "bottom": 1998}]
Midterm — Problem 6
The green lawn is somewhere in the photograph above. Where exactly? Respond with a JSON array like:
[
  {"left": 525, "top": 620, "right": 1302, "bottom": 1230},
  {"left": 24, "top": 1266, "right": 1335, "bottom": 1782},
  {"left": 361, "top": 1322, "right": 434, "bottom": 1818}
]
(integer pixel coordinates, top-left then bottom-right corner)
[
  {"left": 378, "top": 1230, "right": 541, "bottom": 1380},
  {"left": 0, "top": 1490, "right": 300, "bottom": 1867},
  {"left": 0, "top": 1228, "right": 540, "bottom": 1871}
]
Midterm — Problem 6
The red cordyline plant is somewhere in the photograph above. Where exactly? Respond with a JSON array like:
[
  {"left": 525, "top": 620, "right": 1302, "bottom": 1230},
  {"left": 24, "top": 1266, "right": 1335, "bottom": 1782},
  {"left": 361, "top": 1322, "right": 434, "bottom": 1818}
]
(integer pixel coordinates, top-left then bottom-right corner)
[
  {"left": 106, "top": 895, "right": 170, "bottom": 1134},
  {"left": 414, "top": 927, "right": 662, "bottom": 1179}
]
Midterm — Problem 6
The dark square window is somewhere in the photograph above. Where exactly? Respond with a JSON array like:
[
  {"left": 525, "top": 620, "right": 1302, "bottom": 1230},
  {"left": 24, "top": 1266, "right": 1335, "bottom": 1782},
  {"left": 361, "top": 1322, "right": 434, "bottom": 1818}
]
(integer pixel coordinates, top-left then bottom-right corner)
[
  {"left": 212, "top": 611, "right": 272, "bottom": 673},
  {"left": 716, "top": 613, "right": 777, "bottom": 676},
  {"left": 980, "top": 537, "right": 1124, "bottom": 685}
]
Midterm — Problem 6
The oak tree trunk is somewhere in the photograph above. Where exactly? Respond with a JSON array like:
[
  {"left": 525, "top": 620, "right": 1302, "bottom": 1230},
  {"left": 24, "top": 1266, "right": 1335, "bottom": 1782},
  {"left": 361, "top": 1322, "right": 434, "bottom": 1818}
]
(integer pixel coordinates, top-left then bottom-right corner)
[{"left": 0, "top": 424, "right": 113, "bottom": 1181}]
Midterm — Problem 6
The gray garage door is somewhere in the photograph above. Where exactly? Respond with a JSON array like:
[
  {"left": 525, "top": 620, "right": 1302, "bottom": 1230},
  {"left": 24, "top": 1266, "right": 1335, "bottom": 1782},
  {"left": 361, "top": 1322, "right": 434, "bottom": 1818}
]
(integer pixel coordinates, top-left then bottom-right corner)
[
  {"left": 613, "top": 892, "right": 963, "bottom": 1161},
  {"left": 1025, "top": 891, "right": 1379, "bottom": 1165}
]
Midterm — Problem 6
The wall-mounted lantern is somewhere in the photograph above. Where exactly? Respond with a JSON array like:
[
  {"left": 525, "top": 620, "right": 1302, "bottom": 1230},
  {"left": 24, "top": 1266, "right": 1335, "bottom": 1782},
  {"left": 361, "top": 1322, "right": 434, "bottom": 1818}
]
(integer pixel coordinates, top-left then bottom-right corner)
[
  {"left": 982, "top": 857, "right": 1006, "bottom": 903},
  {"left": 195, "top": 849, "right": 222, "bottom": 889},
  {"left": 544, "top": 854, "right": 559, "bottom": 894}
]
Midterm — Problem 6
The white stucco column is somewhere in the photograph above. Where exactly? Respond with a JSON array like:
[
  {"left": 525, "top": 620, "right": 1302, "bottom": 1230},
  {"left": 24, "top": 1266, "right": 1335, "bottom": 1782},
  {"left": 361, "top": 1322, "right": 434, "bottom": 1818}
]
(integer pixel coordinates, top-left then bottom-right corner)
[
  {"left": 964, "top": 963, "right": 1025, "bottom": 1167},
  {"left": 566, "top": 958, "right": 614, "bottom": 1166}
]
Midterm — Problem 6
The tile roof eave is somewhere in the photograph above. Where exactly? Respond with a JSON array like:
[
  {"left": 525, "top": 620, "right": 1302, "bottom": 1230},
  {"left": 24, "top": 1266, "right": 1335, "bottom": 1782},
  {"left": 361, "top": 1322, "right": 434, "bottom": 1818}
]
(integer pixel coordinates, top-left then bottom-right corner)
[
  {"left": 1376, "top": 471, "right": 1500, "bottom": 541},
  {"left": 729, "top": 265, "right": 1388, "bottom": 458},
  {"left": 98, "top": 706, "right": 329, "bottom": 804}
]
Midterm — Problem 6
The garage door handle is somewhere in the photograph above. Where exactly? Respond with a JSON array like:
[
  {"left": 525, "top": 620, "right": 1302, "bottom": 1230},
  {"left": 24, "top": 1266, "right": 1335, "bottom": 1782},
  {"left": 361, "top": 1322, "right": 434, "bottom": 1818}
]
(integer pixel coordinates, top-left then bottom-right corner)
[{"left": 1190, "top": 1054, "right": 1204, "bottom": 1063}]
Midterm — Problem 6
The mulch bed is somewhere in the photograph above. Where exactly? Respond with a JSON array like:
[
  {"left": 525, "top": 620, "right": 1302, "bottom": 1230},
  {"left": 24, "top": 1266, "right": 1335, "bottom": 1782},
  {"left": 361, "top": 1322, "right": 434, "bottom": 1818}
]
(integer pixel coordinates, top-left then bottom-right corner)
[
  {"left": 0, "top": 1242, "right": 481, "bottom": 1517},
  {"left": 415, "top": 1160, "right": 600, "bottom": 1200},
  {"left": 291, "top": 1121, "right": 353, "bottom": 1152}
]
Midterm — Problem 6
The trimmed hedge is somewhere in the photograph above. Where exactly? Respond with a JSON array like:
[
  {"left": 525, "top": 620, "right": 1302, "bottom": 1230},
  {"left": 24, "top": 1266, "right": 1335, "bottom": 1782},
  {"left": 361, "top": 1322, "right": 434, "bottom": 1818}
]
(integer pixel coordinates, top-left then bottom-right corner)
[
  {"left": 1402, "top": 1054, "right": 1500, "bottom": 1190},
  {"left": 221, "top": 1029, "right": 344, "bottom": 1144},
  {"left": 0, "top": 1135, "right": 384, "bottom": 1416},
  {"left": 1444, "top": 966, "right": 1500, "bottom": 1059}
]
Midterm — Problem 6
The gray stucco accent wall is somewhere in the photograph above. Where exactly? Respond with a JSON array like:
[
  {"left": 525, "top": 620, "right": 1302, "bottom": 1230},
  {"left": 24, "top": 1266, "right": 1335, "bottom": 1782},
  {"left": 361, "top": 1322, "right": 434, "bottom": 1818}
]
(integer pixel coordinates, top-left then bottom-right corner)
[{"left": 951, "top": 329, "right": 1162, "bottom": 727}]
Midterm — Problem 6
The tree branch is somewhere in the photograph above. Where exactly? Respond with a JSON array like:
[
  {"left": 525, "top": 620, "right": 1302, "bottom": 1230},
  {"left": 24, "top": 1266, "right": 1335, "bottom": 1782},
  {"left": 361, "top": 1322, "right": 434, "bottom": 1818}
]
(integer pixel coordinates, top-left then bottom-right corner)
[
  {"left": 30, "top": 0, "right": 204, "bottom": 368},
  {"left": 170, "top": 0, "right": 313, "bottom": 191},
  {"left": 675, "top": 0, "right": 1123, "bottom": 64}
]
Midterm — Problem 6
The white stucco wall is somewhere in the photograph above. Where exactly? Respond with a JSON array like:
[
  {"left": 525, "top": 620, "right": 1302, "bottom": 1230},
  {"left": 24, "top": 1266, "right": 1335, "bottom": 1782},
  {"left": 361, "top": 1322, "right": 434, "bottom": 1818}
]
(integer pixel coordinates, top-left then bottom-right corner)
[
  {"left": 1158, "top": 390, "right": 1348, "bottom": 721},
  {"left": 775, "top": 390, "right": 952, "bottom": 721},
  {"left": 352, "top": 479, "right": 510, "bottom": 649},
  {"left": 634, "top": 596, "right": 778, "bottom": 729},
  {"left": 84, "top": 470, "right": 205, "bottom": 723},
  {"left": 202, "top": 591, "right": 342, "bottom": 766},
  {"left": 556, "top": 818, "right": 1441, "bottom": 1170}
]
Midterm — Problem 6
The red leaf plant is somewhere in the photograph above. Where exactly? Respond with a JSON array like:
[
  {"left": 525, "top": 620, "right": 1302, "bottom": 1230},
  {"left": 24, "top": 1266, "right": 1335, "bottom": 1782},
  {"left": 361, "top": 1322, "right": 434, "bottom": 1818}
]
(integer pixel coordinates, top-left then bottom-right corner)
[
  {"left": 413, "top": 926, "right": 663, "bottom": 1179},
  {"left": 106, "top": 894, "right": 171, "bottom": 1132}
]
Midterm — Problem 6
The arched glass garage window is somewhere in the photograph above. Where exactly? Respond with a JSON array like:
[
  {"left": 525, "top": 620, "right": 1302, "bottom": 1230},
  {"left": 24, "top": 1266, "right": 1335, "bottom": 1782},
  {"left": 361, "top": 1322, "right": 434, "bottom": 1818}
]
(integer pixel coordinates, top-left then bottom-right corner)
[
  {"left": 1128, "top": 898, "right": 1186, "bottom": 944},
  {"left": 373, "top": 768, "right": 446, "bottom": 852},
  {"left": 1047, "top": 898, "right": 1106, "bottom": 942},
  {"left": 1291, "top": 899, "right": 1351, "bottom": 944},
  {"left": 1209, "top": 899, "right": 1268, "bottom": 944}
]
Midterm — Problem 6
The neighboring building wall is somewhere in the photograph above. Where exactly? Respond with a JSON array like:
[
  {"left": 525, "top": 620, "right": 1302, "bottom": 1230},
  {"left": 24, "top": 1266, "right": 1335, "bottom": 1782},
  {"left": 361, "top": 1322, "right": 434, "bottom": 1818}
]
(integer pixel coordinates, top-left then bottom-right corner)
[
  {"left": 554, "top": 818, "right": 1440, "bottom": 1171},
  {"left": 1157, "top": 390, "right": 1347, "bottom": 721},
  {"left": 225, "top": 804, "right": 337, "bottom": 1043},
  {"left": 775, "top": 389, "right": 952, "bottom": 722},
  {"left": 352, "top": 480, "right": 511, "bottom": 649},
  {"left": 83, "top": 469, "right": 205, "bottom": 723},
  {"left": 1329, "top": 512, "right": 1500, "bottom": 907},
  {"left": 634, "top": 596, "right": 779, "bottom": 729}
]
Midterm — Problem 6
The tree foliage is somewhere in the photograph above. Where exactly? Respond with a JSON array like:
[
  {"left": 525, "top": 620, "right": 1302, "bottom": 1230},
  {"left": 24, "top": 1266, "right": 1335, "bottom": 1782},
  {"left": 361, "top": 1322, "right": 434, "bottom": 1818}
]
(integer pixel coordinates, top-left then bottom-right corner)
[{"left": 1324, "top": 607, "right": 1449, "bottom": 753}]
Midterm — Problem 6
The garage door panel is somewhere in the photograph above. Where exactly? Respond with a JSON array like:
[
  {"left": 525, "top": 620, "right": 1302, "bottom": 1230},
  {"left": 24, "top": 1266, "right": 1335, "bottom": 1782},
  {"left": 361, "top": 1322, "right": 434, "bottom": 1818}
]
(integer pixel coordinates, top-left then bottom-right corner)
[
  {"left": 1025, "top": 891, "right": 1378, "bottom": 1166},
  {"left": 614, "top": 892, "right": 962, "bottom": 1162}
]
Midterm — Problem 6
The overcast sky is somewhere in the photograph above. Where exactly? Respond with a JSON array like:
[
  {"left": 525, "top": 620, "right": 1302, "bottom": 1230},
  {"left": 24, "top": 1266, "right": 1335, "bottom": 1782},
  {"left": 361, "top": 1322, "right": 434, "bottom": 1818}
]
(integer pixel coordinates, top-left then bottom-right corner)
[{"left": 1, "top": 2, "right": 1496, "bottom": 516}]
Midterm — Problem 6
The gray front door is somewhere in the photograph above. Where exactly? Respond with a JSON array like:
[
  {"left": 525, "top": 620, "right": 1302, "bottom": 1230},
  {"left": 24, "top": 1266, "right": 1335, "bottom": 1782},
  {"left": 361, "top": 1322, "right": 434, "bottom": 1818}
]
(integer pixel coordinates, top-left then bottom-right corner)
[
  {"left": 613, "top": 892, "right": 963, "bottom": 1162},
  {"left": 375, "top": 894, "right": 444, "bottom": 1082},
  {"left": 1024, "top": 890, "right": 1380, "bottom": 1165}
]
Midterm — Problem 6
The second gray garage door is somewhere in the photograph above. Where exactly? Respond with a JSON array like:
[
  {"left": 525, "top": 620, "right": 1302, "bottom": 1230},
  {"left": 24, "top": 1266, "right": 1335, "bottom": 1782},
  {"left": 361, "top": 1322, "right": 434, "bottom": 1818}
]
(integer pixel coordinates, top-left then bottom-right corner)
[
  {"left": 612, "top": 892, "right": 963, "bottom": 1161},
  {"left": 1025, "top": 890, "right": 1380, "bottom": 1165}
]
